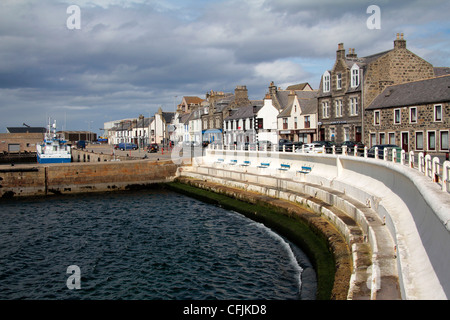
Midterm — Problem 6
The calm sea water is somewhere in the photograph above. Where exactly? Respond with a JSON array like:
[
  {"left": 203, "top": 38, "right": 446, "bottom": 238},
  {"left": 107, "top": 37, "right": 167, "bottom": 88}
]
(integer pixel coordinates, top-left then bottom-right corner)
[{"left": 0, "top": 189, "right": 316, "bottom": 300}]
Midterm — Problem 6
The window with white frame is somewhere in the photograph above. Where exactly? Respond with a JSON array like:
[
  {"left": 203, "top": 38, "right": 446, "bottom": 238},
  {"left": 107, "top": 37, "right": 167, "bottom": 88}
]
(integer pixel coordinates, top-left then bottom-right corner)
[
  {"left": 374, "top": 110, "right": 380, "bottom": 125},
  {"left": 336, "top": 73, "right": 342, "bottom": 90},
  {"left": 416, "top": 132, "right": 423, "bottom": 150},
  {"left": 351, "top": 64, "right": 360, "bottom": 88},
  {"left": 434, "top": 105, "right": 442, "bottom": 122},
  {"left": 440, "top": 131, "right": 449, "bottom": 150},
  {"left": 335, "top": 99, "right": 343, "bottom": 117},
  {"left": 323, "top": 71, "right": 330, "bottom": 92},
  {"left": 350, "top": 97, "right": 358, "bottom": 116},
  {"left": 322, "top": 101, "right": 330, "bottom": 118},
  {"left": 410, "top": 107, "right": 417, "bottom": 123},
  {"left": 394, "top": 109, "right": 401, "bottom": 124},
  {"left": 427, "top": 131, "right": 436, "bottom": 150}
]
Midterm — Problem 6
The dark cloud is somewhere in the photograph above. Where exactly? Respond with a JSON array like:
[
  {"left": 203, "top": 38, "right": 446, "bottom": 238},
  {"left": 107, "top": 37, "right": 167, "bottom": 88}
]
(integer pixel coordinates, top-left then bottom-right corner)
[{"left": 0, "top": 0, "right": 448, "bottom": 133}]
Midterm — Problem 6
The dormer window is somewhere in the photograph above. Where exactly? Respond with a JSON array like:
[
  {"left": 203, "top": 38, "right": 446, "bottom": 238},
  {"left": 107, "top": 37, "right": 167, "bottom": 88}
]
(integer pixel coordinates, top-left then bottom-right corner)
[
  {"left": 323, "top": 71, "right": 330, "bottom": 92},
  {"left": 351, "top": 64, "right": 360, "bottom": 88}
]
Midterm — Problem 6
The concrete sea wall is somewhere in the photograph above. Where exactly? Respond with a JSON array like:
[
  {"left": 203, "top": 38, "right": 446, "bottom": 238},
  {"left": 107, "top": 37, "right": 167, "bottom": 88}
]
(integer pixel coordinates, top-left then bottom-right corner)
[
  {"left": 0, "top": 160, "right": 178, "bottom": 198},
  {"left": 183, "top": 148, "right": 450, "bottom": 300}
]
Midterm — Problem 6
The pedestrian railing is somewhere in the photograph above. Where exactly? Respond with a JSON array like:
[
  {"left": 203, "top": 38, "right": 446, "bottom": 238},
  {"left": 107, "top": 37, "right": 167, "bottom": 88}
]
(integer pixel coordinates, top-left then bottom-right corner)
[{"left": 208, "top": 143, "right": 450, "bottom": 194}]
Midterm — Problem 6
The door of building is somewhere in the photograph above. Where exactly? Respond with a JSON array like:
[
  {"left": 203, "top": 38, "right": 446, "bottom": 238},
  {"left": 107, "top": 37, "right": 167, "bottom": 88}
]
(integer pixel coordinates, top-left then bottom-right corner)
[{"left": 402, "top": 132, "right": 409, "bottom": 151}]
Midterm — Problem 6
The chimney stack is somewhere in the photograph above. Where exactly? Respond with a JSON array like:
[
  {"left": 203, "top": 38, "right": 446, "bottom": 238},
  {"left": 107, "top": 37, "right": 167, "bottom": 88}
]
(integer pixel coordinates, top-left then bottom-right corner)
[
  {"left": 346, "top": 48, "right": 357, "bottom": 59},
  {"left": 394, "top": 32, "right": 406, "bottom": 49},
  {"left": 337, "top": 43, "right": 345, "bottom": 60}
]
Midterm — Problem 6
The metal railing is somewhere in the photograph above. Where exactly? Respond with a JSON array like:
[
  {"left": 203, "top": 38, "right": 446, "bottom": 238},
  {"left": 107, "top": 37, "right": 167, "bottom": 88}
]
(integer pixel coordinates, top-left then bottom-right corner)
[{"left": 208, "top": 143, "right": 450, "bottom": 194}]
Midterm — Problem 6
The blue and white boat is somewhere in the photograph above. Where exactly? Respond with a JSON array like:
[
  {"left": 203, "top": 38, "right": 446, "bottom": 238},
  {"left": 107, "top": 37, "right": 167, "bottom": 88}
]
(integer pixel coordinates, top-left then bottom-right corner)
[{"left": 36, "top": 120, "right": 72, "bottom": 164}]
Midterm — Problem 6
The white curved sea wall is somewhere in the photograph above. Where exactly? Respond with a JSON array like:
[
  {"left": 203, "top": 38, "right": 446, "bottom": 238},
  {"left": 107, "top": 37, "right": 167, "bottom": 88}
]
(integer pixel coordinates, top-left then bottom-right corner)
[{"left": 192, "top": 148, "right": 450, "bottom": 300}]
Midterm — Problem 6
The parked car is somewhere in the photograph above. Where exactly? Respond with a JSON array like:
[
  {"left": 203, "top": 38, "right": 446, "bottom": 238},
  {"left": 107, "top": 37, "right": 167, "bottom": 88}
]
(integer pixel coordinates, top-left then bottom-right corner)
[
  {"left": 312, "top": 141, "right": 335, "bottom": 153},
  {"left": 278, "top": 139, "right": 294, "bottom": 152},
  {"left": 292, "top": 141, "right": 304, "bottom": 151},
  {"left": 339, "top": 141, "right": 365, "bottom": 154},
  {"left": 147, "top": 143, "right": 159, "bottom": 153},
  {"left": 296, "top": 143, "right": 324, "bottom": 153},
  {"left": 116, "top": 142, "right": 137, "bottom": 151},
  {"left": 367, "top": 144, "right": 401, "bottom": 159}
]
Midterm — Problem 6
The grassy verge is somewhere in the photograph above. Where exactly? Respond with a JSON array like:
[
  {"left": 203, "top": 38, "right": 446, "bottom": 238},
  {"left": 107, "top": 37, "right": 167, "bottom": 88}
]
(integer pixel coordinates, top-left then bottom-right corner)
[{"left": 164, "top": 181, "right": 336, "bottom": 300}]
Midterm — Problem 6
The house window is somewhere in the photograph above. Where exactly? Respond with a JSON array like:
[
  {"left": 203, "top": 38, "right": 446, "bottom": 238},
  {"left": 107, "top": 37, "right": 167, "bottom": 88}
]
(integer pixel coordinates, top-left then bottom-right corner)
[
  {"left": 374, "top": 110, "right": 380, "bottom": 125},
  {"left": 323, "top": 71, "right": 330, "bottom": 92},
  {"left": 330, "top": 128, "right": 336, "bottom": 141},
  {"left": 351, "top": 64, "right": 360, "bottom": 88},
  {"left": 350, "top": 97, "right": 358, "bottom": 116},
  {"left": 427, "top": 131, "right": 436, "bottom": 150},
  {"left": 389, "top": 132, "right": 395, "bottom": 144},
  {"left": 344, "top": 127, "right": 350, "bottom": 141},
  {"left": 434, "top": 105, "right": 442, "bottom": 122},
  {"left": 283, "top": 118, "right": 288, "bottom": 130},
  {"left": 294, "top": 117, "right": 298, "bottom": 129},
  {"left": 370, "top": 133, "right": 376, "bottom": 147},
  {"left": 440, "top": 131, "right": 449, "bottom": 150},
  {"left": 410, "top": 107, "right": 417, "bottom": 123},
  {"left": 304, "top": 116, "right": 310, "bottom": 128},
  {"left": 394, "top": 109, "right": 401, "bottom": 124},
  {"left": 322, "top": 101, "right": 330, "bottom": 118},
  {"left": 336, "top": 73, "right": 342, "bottom": 90},
  {"left": 379, "top": 132, "right": 386, "bottom": 144},
  {"left": 335, "top": 99, "right": 343, "bottom": 117}
]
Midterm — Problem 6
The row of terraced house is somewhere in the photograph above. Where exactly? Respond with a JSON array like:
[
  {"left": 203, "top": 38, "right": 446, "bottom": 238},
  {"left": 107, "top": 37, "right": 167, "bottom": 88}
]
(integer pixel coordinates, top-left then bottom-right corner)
[{"left": 104, "top": 33, "right": 449, "bottom": 156}]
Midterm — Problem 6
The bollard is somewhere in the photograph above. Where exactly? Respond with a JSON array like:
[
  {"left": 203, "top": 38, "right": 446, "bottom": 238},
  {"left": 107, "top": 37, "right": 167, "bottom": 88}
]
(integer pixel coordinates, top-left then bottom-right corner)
[
  {"left": 432, "top": 157, "right": 440, "bottom": 182},
  {"left": 409, "top": 151, "right": 414, "bottom": 168}
]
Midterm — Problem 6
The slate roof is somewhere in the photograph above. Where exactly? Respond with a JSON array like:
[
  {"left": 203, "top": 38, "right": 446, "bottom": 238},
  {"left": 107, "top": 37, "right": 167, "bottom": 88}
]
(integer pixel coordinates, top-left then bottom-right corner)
[
  {"left": 366, "top": 75, "right": 450, "bottom": 110},
  {"left": 162, "top": 112, "right": 175, "bottom": 123},
  {"left": 434, "top": 67, "right": 450, "bottom": 77},
  {"left": 277, "top": 91, "right": 318, "bottom": 117},
  {"left": 224, "top": 101, "right": 263, "bottom": 121}
]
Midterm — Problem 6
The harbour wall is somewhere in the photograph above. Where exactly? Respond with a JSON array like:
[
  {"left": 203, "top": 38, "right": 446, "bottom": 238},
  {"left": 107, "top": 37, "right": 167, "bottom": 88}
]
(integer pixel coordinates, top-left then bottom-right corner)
[
  {"left": 0, "top": 160, "right": 178, "bottom": 198},
  {"left": 180, "top": 148, "right": 450, "bottom": 300}
]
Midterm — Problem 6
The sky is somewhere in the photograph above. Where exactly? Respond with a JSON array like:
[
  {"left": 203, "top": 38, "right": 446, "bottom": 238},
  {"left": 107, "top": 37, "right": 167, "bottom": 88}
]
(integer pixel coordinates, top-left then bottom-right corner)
[{"left": 0, "top": 0, "right": 449, "bottom": 135}]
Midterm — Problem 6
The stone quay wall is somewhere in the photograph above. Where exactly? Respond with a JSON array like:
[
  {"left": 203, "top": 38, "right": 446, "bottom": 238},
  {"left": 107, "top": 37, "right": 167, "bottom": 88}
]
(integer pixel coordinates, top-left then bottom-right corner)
[{"left": 0, "top": 160, "right": 179, "bottom": 198}]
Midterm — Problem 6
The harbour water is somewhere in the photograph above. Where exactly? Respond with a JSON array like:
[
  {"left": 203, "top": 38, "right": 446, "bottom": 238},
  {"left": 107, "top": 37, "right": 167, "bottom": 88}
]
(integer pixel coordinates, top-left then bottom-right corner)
[{"left": 0, "top": 189, "right": 316, "bottom": 300}]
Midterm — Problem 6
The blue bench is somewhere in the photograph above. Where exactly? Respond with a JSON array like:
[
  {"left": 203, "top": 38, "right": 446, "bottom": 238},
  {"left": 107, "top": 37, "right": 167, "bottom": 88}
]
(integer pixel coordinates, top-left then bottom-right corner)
[
  {"left": 297, "top": 166, "right": 312, "bottom": 174},
  {"left": 229, "top": 159, "right": 237, "bottom": 165},
  {"left": 278, "top": 164, "right": 290, "bottom": 171},
  {"left": 215, "top": 158, "right": 224, "bottom": 163},
  {"left": 240, "top": 160, "right": 251, "bottom": 166},
  {"left": 258, "top": 162, "right": 270, "bottom": 168}
]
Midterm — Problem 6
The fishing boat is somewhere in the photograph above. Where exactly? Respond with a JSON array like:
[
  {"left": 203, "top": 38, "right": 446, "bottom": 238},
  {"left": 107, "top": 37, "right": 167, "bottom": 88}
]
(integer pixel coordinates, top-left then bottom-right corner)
[{"left": 36, "top": 120, "right": 72, "bottom": 164}]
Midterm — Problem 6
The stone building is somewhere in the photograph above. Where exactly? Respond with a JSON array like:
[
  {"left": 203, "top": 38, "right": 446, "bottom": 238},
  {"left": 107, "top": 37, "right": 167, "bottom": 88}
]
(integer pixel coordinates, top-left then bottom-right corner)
[
  {"left": 365, "top": 75, "right": 450, "bottom": 155},
  {"left": 201, "top": 86, "right": 251, "bottom": 143},
  {"left": 317, "top": 33, "right": 436, "bottom": 144}
]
